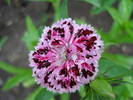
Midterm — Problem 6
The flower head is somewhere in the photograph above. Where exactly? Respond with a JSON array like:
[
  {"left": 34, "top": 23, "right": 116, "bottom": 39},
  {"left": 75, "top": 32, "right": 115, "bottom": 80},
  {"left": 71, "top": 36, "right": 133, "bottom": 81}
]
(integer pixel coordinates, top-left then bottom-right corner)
[{"left": 29, "top": 18, "right": 104, "bottom": 93}]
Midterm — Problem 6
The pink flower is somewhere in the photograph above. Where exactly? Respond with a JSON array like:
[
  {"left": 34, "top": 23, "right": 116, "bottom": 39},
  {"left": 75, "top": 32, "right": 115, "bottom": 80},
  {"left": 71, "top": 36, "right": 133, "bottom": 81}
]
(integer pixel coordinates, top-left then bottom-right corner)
[{"left": 29, "top": 18, "right": 104, "bottom": 93}]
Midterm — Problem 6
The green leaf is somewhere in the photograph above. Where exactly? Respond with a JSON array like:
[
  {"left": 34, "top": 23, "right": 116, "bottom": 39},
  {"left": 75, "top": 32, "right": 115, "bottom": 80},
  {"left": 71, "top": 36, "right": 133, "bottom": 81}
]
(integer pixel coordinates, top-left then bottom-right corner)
[
  {"left": 29, "top": 0, "right": 58, "bottom": 2},
  {"left": 59, "top": 0, "right": 68, "bottom": 19},
  {"left": 124, "top": 76, "right": 133, "bottom": 97},
  {"left": 60, "top": 93, "right": 69, "bottom": 100},
  {"left": 90, "top": 0, "right": 116, "bottom": 15},
  {"left": 52, "top": 0, "right": 61, "bottom": 21},
  {"left": 35, "top": 89, "right": 54, "bottom": 100},
  {"left": 4, "top": 0, "right": 12, "bottom": 5},
  {"left": 90, "top": 6, "right": 104, "bottom": 15},
  {"left": 113, "top": 84, "right": 131, "bottom": 100},
  {"left": 90, "top": 78, "right": 115, "bottom": 98},
  {"left": 75, "top": 18, "right": 87, "bottom": 25},
  {"left": 107, "top": 7, "right": 122, "bottom": 25},
  {"left": 108, "top": 22, "right": 120, "bottom": 38},
  {"left": 26, "top": 87, "right": 43, "bottom": 100},
  {"left": 79, "top": 86, "right": 86, "bottom": 98},
  {"left": 125, "top": 20, "right": 133, "bottom": 40},
  {"left": 26, "top": 87, "right": 55, "bottom": 100},
  {"left": 0, "top": 61, "right": 30, "bottom": 74},
  {"left": 81, "top": 85, "right": 112, "bottom": 100},
  {"left": 82, "top": 0, "right": 101, "bottom": 7},
  {"left": 22, "top": 16, "right": 39, "bottom": 50},
  {"left": 97, "top": 30, "right": 111, "bottom": 44},
  {"left": 53, "top": 0, "right": 68, "bottom": 21},
  {"left": 3, "top": 74, "right": 31, "bottom": 90},
  {"left": 99, "top": 57, "right": 132, "bottom": 77},
  {"left": 103, "top": 53, "right": 133, "bottom": 69},
  {"left": 0, "top": 36, "right": 8, "bottom": 48},
  {"left": 100, "top": 22, "right": 133, "bottom": 44},
  {"left": 119, "top": 0, "right": 133, "bottom": 21},
  {"left": 23, "top": 77, "right": 35, "bottom": 88}
]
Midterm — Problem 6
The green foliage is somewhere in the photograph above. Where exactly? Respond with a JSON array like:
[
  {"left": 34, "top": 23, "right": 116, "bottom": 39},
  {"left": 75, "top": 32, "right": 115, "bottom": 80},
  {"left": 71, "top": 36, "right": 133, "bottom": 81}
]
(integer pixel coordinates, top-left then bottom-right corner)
[
  {"left": 26, "top": 87, "right": 43, "bottom": 100},
  {"left": 1, "top": 0, "right": 133, "bottom": 100},
  {"left": 0, "top": 61, "right": 32, "bottom": 90},
  {"left": 22, "top": 16, "right": 40, "bottom": 50},
  {"left": 99, "top": 57, "right": 133, "bottom": 78},
  {"left": 0, "top": 36, "right": 8, "bottom": 49},
  {"left": 23, "top": 77, "right": 36, "bottom": 88},
  {"left": 53, "top": 0, "right": 68, "bottom": 21},
  {"left": 80, "top": 83, "right": 114, "bottom": 100},
  {"left": 0, "top": 61, "right": 30, "bottom": 74},
  {"left": 82, "top": 0, "right": 116, "bottom": 15},
  {"left": 59, "top": 0, "right": 68, "bottom": 19},
  {"left": 90, "top": 78, "right": 115, "bottom": 98},
  {"left": 83, "top": 0, "right": 101, "bottom": 7},
  {"left": 124, "top": 76, "right": 133, "bottom": 97},
  {"left": 3, "top": 73, "right": 31, "bottom": 90},
  {"left": 107, "top": 7, "right": 122, "bottom": 25},
  {"left": 118, "top": 0, "right": 133, "bottom": 21},
  {"left": 75, "top": 18, "right": 87, "bottom": 25},
  {"left": 60, "top": 93, "right": 69, "bottom": 100},
  {"left": 106, "top": 0, "right": 133, "bottom": 44},
  {"left": 83, "top": 0, "right": 133, "bottom": 44},
  {"left": 113, "top": 83, "right": 131, "bottom": 100},
  {"left": 26, "top": 87, "right": 55, "bottom": 100},
  {"left": 4, "top": 0, "right": 12, "bottom": 5},
  {"left": 30, "top": 0, "right": 58, "bottom": 2},
  {"left": 35, "top": 89, "right": 55, "bottom": 100},
  {"left": 103, "top": 53, "right": 133, "bottom": 69}
]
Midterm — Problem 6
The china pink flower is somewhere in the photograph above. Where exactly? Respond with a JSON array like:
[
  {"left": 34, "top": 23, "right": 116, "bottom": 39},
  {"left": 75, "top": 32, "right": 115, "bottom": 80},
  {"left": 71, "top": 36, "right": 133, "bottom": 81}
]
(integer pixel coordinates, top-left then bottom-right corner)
[{"left": 29, "top": 18, "right": 104, "bottom": 93}]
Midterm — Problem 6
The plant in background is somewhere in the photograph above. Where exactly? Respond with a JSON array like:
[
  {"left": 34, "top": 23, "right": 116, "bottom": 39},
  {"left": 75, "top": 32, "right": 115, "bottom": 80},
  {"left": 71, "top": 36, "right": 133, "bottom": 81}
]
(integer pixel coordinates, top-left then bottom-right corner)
[
  {"left": 4, "top": 0, "right": 12, "bottom": 5},
  {"left": 0, "top": 36, "right": 8, "bottom": 50},
  {"left": 0, "top": 0, "right": 133, "bottom": 100},
  {"left": 82, "top": 0, "right": 133, "bottom": 100}
]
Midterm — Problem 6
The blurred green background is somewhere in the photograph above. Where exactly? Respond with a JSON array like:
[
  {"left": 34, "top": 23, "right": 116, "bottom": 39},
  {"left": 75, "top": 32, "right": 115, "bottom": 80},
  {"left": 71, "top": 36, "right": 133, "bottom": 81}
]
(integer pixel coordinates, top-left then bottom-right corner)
[{"left": 0, "top": 0, "right": 133, "bottom": 100}]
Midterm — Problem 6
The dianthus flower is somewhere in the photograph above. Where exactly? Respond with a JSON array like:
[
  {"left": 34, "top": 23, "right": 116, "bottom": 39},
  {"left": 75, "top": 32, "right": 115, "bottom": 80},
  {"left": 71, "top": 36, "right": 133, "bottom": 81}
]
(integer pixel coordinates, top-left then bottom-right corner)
[{"left": 29, "top": 18, "right": 104, "bottom": 93}]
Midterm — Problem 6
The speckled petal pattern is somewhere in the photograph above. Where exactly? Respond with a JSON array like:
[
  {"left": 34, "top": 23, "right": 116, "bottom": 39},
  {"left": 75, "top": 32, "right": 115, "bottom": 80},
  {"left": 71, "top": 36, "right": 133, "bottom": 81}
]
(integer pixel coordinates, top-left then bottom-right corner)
[{"left": 29, "top": 18, "right": 104, "bottom": 93}]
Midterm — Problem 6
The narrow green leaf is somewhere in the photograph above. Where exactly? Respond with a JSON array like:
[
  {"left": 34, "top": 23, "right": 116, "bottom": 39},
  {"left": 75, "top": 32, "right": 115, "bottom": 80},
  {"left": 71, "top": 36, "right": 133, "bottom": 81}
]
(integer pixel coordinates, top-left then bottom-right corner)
[
  {"left": 0, "top": 61, "right": 30, "bottom": 74},
  {"left": 22, "top": 16, "right": 39, "bottom": 50},
  {"left": 29, "top": 0, "right": 57, "bottom": 2},
  {"left": 60, "top": 93, "right": 69, "bottom": 100},
  {"left": 79, "top": 86, "right": 86, "bottom": 98},
  {"left": 53, "top": 0, "right": 60, "bottom": 21},
  {"left": 59, "top": 0, "right": 68, "bottom": 19},
  {"left": 90, "top": 6, "right": 104, "bottom": 15},
  {"left": 26, "top": 87, "right": 55, "bottom": 100},
  {"left": 107, "top": 7, "right": 122, "bottom": 25},
  {"left": 53, "top": 0, "right": 68, "bottom": 21},
  {"left": 119, "top": 0, "right": 133, "bottom": 21},
  {"left": 0, "top": 36, "right": 8, "bottom": 48},
  {"left": 113, "top": 84, "right": 130, "bottom": 100},
  {"left": 75, "top": 18, "right": 87, "bottom": 25},
  {"left": 35, "top": 89, "right": 54, "bottom": 100},
  {"left": 124, "top": 76, "right": 133, "bottom": 97},
  {"left": 99, "top": 57, "right": 132, "bottom": 77},
  {"left": 90, "top": 78, "right": 115, "bottom": 98},
  {"left": 82, "top": 0, "right": 101, "bottom": 7},
  {"left": 103, "top": 53, "right": 133, "bottom": 69},
  {"left": 26, "top": 87, "right": 43, "bottom": 100},
  {"left": 97, "top": 30, "right": 111, "bottom": 44},
  {"left": 90, "top": 0, "right": 116, "bottom": 15},
  {"left": 3, "top": 74, "right": 31, "bottom": 90},
  {"left": 23, "top": 77, "right": 35, "bottom": 88},
  {"left": 5, "top": 0, "right": 12, "bottom": 5},
  {"left": 108, "top": 22, "right": 120, "bottom": 39}
]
